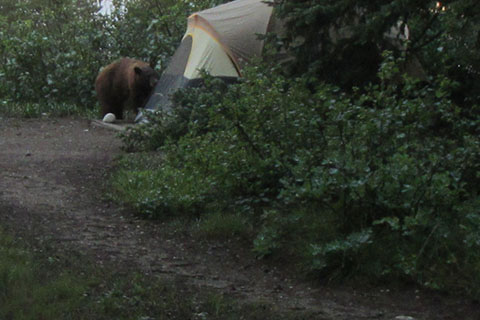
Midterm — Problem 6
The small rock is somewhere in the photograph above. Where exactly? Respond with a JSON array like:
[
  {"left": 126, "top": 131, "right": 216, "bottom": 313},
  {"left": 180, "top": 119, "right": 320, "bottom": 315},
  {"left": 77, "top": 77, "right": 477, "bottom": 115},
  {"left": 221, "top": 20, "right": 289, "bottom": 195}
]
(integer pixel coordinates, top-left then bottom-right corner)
[
  {"left": 394, "top": 316, "right": 416, "bottom": 320},
  {"left": 102, "top": 113, "right": 116, "bottom": 123}
]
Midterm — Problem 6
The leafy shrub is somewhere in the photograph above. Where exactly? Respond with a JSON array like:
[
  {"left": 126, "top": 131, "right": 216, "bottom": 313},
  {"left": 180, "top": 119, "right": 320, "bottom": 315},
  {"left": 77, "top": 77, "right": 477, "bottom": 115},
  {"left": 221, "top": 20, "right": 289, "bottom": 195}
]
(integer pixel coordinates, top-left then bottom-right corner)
[
  {"left": 0, "top": 0, "right": 108, "bottom": 107},
  {"left": 274, "top": 0, "right": 480, "bottom": 106},
  {"left": 115, "top": 53, "right": 480, "bottom": 297},
  {"left": 119, "top": 76, "right": 230, "bottom": 152}
]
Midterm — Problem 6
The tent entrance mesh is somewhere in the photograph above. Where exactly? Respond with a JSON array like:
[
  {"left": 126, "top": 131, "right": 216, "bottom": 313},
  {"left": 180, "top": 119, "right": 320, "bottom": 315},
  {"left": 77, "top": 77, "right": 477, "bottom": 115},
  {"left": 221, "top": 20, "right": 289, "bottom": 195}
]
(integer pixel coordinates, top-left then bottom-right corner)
[{"left": 144, "top": 35, "right": 193, "bottom": 111}]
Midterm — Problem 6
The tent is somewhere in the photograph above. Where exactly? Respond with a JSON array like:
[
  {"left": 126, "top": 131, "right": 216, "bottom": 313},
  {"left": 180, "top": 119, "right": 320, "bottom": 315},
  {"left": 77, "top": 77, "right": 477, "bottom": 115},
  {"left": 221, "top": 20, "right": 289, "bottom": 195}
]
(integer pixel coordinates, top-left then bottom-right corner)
[{"left": 139, "top": 0, "right": 281, "bottom": 119}]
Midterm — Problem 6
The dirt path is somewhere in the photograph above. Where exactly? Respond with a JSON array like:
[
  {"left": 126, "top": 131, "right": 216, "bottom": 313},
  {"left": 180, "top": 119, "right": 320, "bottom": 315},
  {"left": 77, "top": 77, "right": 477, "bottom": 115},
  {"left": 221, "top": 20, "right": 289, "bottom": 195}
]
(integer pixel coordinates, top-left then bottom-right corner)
[{"left": 0, "top": 118, "right": 477, "bottom": 319}]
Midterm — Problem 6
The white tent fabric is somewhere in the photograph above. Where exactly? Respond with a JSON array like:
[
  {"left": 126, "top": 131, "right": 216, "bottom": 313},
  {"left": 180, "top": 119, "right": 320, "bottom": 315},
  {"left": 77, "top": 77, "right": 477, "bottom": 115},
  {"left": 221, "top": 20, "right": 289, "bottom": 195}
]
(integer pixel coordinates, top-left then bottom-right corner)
[
  {"left": 183, "top": 22, "right": 240, "bottom": 79},
  {"left": 190, "top": 0, "right": 274, "bottom": 68}
]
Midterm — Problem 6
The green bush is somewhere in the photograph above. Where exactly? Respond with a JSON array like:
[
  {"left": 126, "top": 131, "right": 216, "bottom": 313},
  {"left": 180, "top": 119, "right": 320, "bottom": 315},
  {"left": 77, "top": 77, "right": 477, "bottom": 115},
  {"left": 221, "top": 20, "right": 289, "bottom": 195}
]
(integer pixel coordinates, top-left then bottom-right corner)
[
  {"left": 274, "top": 0, "right": 480, "bottom": 106},
  {"left": 0, "top": 0, "right": 108, "bottom": 107},
  {"left": 115, "top": 53, "right": 480, "bottom": 296}
]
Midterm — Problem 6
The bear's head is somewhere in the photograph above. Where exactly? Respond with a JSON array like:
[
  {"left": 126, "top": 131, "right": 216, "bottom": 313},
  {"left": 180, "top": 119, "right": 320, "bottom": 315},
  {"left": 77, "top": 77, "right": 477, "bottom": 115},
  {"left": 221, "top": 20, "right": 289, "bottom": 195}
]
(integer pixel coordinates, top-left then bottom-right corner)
[
  {"left": 134, "top": 65, "right": 160, "bottom": 89},
  {"left": 133, "top": 65, "right": 160, "bottom": 107}
]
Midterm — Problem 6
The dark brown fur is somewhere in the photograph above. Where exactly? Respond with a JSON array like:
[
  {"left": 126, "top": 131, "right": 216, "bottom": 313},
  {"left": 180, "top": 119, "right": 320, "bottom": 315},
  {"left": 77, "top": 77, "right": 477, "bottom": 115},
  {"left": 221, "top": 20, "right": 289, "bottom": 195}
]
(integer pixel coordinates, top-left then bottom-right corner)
[{"left": 95, "top": 58, "right": 159, "bottom": 119}]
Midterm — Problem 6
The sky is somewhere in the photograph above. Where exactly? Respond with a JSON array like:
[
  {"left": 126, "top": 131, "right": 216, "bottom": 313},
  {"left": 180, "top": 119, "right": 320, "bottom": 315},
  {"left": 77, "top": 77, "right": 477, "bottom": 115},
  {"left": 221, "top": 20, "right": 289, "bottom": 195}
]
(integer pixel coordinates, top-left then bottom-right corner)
[{"left": 98, "top": 0, "right": 114, "bottom": 15}]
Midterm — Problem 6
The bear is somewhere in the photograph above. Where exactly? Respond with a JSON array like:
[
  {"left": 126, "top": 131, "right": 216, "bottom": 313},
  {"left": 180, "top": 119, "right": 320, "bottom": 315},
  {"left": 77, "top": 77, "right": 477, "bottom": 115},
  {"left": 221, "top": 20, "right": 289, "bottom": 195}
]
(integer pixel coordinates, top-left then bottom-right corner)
[{"left": 95, "top": 58, "right": 159, "bottom": 120}]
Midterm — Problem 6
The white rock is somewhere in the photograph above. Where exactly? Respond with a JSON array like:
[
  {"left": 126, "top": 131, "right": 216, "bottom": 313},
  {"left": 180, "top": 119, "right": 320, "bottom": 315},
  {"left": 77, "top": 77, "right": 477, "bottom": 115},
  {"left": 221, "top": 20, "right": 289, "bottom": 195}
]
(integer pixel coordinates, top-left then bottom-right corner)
[{"left": 102, "top": 113, "right": 116, "bottom": 123}]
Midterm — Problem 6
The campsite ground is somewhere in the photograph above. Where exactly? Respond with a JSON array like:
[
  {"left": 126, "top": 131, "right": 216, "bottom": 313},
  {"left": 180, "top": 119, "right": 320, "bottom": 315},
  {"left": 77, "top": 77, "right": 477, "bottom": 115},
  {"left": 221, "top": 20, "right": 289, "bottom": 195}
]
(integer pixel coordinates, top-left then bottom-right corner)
[{"left": 0, "top": 117, "right": 478, "bottom": 319}]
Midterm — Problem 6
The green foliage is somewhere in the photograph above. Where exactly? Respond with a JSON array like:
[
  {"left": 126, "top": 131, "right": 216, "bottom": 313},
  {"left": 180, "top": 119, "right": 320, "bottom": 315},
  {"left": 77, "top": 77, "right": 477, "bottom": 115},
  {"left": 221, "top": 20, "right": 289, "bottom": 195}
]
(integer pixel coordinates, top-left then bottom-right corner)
[
  {"left": 111, "top": 165, "right": 211, "bottom": 217},
  {"left": 418, "top": 1, "right": 480, "bottom": 107},
  {"left": 119, "top": 76, "right": 231, "bottom": 152},
  {"left": 108, "top": 0, "right": 230, "bottom": 67},
  {"left": 0, "top": 0, "right": 225, "bottom": 113},
  {"left": 115, "top": 53, "right": 480, "bottom": 297},
  {"left": 0, "top": 0, "right": 107, "bottom": 107},
  {"left": 274, "top": 0, "right": 480, "bottom": 106}
]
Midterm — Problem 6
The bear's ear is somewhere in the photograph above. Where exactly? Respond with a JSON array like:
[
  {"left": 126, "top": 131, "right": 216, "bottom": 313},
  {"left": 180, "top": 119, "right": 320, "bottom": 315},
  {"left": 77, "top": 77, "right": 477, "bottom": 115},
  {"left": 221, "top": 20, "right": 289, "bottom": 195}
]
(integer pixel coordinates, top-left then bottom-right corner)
[{"left": 134, "top": 66, "right": 143, "bottom": 75}]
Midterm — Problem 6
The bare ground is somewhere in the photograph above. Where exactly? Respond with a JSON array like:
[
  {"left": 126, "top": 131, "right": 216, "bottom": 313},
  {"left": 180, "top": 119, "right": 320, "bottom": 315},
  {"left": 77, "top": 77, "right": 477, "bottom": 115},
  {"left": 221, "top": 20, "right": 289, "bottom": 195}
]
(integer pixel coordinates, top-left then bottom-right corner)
[{"left": 0, "top": 117, "right": 478, "bottom": 319}]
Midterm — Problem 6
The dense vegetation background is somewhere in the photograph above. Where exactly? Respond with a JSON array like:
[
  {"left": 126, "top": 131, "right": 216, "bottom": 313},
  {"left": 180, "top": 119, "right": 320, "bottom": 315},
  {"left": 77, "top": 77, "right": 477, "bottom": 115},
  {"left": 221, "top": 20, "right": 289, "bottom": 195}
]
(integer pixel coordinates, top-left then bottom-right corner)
[
  {"left": 0, "top": 0, "right": 227, "bottom": 109},
  {"left": 1, "top": 0, "right": 480, "bottom": 298}
]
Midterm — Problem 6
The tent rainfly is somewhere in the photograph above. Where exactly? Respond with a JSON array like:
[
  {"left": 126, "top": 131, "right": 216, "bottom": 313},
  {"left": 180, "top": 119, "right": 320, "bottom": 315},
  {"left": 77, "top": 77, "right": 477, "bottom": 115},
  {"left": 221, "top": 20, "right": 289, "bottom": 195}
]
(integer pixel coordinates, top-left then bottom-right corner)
[{"left": 138, "top": 0, "right": 280, "bottom": 120}]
